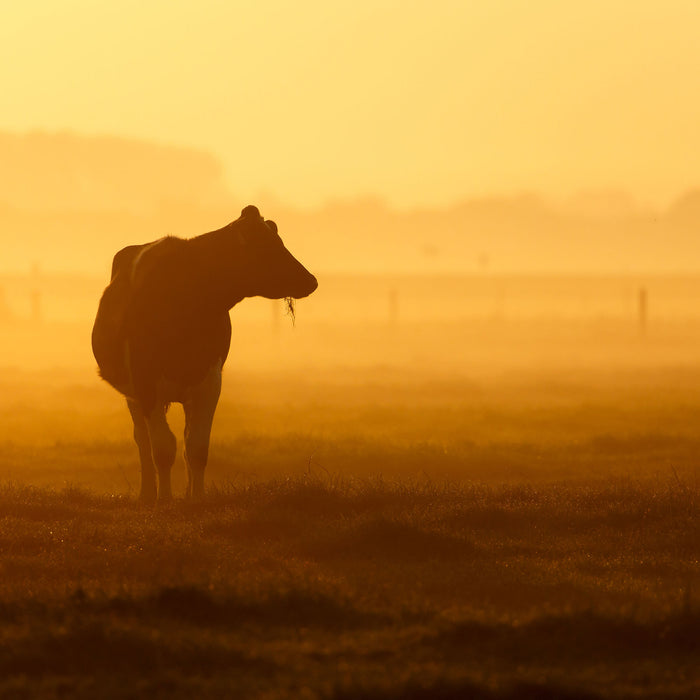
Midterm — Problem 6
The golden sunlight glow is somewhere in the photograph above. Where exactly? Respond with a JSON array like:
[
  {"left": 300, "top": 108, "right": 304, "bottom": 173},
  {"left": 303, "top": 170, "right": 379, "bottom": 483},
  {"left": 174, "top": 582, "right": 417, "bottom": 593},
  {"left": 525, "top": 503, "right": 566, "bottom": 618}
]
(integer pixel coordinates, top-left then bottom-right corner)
[
  {"left": 1, "top": 0, "right": 699, "bottom": 208},
  {"left": 2, "top": 8, "right": 700, "bottom": 697}
]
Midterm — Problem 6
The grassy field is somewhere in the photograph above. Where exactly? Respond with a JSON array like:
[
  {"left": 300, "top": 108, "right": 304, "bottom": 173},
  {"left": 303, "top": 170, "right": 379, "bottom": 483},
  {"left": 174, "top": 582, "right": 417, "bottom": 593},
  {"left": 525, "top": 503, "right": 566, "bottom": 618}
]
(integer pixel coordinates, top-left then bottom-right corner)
[{"left": 0, "top": 361, "right": 699, "bottom": 698}]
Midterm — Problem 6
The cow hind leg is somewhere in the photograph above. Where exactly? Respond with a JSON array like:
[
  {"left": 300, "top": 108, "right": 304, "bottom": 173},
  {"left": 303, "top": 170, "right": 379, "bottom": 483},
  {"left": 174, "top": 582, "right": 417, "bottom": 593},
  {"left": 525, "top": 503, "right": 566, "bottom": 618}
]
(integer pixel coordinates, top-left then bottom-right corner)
[
  {"left": 144, "top": 404, "right": 177, "bottom": 502},
  {"left": 184, "top": 361, "right": 222, "bottom": 499},
  {"left": 126, "top": 399, "right": 157, "bottom": 503}
]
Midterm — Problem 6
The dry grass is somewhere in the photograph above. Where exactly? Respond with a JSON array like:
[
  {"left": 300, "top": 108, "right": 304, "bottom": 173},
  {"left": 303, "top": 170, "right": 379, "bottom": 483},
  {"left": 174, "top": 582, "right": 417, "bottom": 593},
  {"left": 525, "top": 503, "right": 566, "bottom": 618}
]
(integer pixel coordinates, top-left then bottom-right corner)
[
  {"left": 0, "top": 366, "right": 699, "bottom": 698},
  {"left": 284, "top": 296, "right": 296, "bottom": 325},
  {"left": 0, "top": 476, "right": 698, "bottom": 699}
]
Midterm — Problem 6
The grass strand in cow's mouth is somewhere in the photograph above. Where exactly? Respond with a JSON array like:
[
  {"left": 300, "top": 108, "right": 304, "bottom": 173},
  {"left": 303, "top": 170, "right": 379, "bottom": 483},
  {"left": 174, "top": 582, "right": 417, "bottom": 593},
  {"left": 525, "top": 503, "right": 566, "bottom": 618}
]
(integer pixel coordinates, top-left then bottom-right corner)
[{"left": 285, "top": 297, "right": 296, "bottom": 326}]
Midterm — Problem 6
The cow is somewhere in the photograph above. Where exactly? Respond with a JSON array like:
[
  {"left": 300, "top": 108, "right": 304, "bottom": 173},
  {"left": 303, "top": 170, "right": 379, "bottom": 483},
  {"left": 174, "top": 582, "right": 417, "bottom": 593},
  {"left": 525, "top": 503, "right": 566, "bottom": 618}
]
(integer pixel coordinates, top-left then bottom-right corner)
[{"left": 91, "top": 205, "right": 318, "bottom": 503}]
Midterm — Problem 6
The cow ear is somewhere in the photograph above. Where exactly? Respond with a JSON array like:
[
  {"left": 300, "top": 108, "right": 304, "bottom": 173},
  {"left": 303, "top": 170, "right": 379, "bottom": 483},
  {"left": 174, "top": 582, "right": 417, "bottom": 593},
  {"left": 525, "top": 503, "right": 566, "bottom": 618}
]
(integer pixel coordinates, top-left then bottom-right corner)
[
  {"left": 265, "top": 220, "right": 278, "bottom": 234},
  {"left": 241, "top": 205, "right": 261, "bottom": 219}
]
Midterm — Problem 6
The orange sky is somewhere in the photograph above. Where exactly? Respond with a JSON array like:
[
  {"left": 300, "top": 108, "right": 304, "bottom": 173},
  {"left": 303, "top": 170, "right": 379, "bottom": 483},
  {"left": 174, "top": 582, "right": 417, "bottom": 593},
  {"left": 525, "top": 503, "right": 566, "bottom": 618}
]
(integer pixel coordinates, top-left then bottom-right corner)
[{"left": 1, "top": 1, "right": 699, "bottom": 208}]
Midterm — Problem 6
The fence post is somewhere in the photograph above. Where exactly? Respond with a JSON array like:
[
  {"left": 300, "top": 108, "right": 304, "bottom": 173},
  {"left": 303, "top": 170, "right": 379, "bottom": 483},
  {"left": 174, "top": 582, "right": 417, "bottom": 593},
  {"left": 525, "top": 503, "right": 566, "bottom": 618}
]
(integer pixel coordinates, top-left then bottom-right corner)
[{"left": 638, "top": 286, "right": 648, "bottom": 336}]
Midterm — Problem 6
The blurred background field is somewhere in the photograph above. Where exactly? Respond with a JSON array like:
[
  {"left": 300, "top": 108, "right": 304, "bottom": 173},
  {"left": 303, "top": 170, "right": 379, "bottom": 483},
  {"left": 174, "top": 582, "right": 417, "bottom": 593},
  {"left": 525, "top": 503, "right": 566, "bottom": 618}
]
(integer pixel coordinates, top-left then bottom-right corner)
[
  {"left": 2, "top": 276, "right": 700, "bottom": 699},
  {"left": 2, "top": 272, "right": 700, "bottom": 493}
]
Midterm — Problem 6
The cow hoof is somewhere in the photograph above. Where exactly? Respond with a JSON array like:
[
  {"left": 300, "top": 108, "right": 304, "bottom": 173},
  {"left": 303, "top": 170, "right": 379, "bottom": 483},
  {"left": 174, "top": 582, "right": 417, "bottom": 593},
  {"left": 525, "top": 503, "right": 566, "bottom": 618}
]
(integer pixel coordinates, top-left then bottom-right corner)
[{"left": 139, "top": 491, "right": 157, "bottom": 506}]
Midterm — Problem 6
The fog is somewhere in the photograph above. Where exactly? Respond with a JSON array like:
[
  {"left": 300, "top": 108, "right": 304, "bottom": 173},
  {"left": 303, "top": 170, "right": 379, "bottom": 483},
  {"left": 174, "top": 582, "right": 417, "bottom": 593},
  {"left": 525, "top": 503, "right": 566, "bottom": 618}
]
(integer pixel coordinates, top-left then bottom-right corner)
[
  {"left": 1, "top": 130, "right": 699, "bottom": 490},
  {"left": 3, "top": 6, "right": 699, "bottom": 696},
  {"left": 2, "top": 128, "right": 700, "bottom": 471},
  {"left": 5, "top": 131, "right": 700, "bottom": 278},
  {"left": 3, "top": 130, "right": 700, "bottom": 380}
]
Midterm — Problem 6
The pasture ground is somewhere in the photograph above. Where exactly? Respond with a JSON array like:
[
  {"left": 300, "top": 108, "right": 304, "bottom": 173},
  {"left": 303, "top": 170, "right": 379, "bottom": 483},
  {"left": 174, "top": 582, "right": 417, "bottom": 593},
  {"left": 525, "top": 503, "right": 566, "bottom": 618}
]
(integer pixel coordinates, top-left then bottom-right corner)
[{"left": 0, "top": 361, "right": 699, "bottom": 699}]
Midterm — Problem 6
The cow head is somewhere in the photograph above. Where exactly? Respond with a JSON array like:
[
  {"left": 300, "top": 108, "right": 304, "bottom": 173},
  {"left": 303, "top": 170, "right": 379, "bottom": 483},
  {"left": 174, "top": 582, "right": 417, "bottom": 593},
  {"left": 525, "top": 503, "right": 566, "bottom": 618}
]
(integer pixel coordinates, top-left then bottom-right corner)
[{"left": 233, "top": 205, "right": 318, "bottom": 300}]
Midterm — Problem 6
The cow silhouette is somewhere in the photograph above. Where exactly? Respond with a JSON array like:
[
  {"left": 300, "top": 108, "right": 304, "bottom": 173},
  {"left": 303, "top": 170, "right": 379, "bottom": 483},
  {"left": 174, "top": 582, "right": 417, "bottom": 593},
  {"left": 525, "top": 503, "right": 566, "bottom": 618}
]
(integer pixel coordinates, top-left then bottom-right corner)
[{"left": 92, "top": 205, "right": 318, "bottom": 502}]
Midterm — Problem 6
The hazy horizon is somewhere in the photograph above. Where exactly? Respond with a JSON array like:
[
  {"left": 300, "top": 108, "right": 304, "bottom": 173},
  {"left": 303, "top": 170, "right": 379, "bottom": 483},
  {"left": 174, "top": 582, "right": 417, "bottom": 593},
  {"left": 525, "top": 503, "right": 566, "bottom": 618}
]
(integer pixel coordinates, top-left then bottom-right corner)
[
  {"left": 2, "top": 1, "right": 700, "bottom": 210},
  {"left": 4, "top": 2, "right": 700, "bottom": 276},
  {"left": 3, "top": 127, "right": 700, "bottom": 277},
  {"left": 2, "top": 127, "right": 688, "bottom": 213}
]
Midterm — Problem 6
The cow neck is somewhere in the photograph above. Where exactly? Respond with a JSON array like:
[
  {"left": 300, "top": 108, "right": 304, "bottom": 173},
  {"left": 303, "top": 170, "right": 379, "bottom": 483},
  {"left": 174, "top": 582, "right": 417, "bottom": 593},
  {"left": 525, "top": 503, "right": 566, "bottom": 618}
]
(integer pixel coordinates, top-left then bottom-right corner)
[{"left": 188, "top": 225, "right": 248, "bottom": 311}]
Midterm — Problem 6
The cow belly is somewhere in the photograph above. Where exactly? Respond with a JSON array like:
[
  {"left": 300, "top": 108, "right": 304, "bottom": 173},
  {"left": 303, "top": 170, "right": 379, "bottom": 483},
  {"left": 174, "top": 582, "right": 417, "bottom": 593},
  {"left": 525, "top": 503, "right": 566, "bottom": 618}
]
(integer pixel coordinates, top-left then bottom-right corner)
[
  {"left": 126, "top": 333, "right": 228, "bottom": 409},
  {"left": 92, "top": 268, "right": 132, "bottom": 392},
  {"left": 153, "top": 361, "right": 221, "bottom": 405},
  {"left": 154, "top": 374, "right": 194, "bottom": 405}
]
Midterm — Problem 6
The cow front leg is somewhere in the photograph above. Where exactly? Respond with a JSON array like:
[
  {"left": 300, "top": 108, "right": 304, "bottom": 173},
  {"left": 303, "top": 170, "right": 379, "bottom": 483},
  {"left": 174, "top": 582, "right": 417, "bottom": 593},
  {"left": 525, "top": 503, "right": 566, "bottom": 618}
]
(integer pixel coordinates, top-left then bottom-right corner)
[
  {"left": 144, "top": 404, "right": 177, "bottom": 502},
  {"left": 184, "top": 361, "right": 222, "bottom": 499},
  {"left": 126, "top": 399, "right": 157, "bottom": 503}
]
